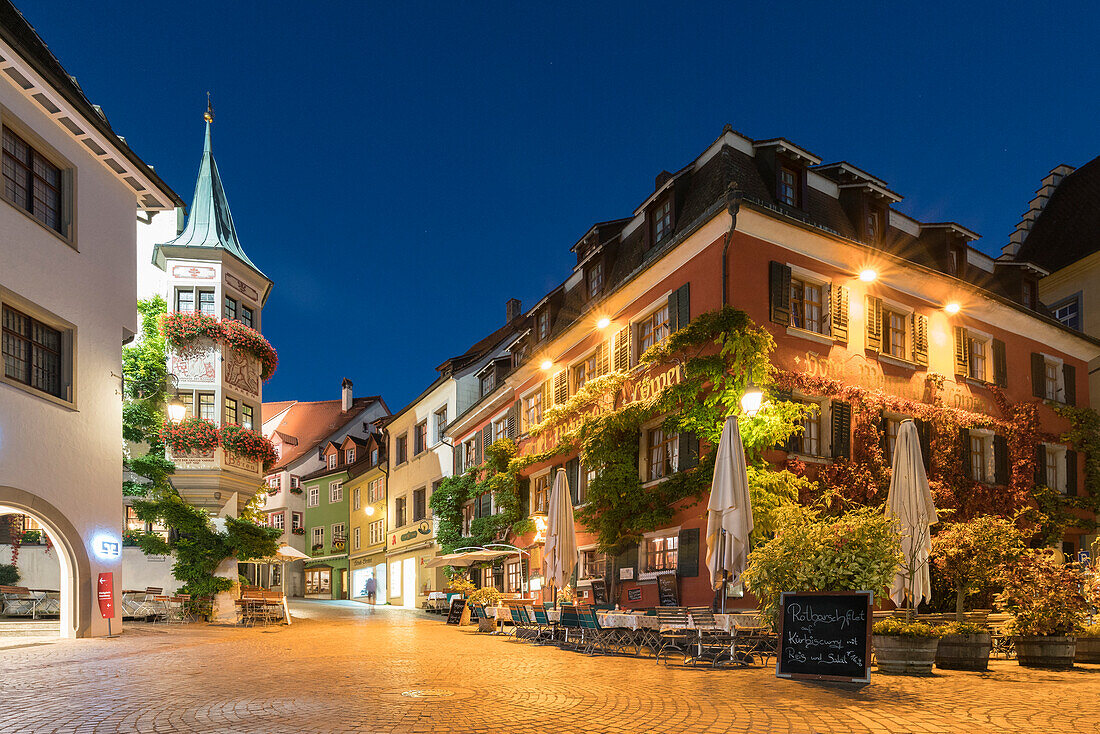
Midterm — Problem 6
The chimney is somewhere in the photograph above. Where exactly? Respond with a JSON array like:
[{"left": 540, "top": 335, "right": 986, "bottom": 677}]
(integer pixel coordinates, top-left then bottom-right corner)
[
  {"left": 341, "top": 378, "right": 353, "bottom": 412},
  {"left": 506, "top": 298, "right": 522, "bottom": 324}
]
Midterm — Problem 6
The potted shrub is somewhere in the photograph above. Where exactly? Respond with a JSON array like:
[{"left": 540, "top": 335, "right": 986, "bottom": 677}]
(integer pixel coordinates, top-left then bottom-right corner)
[
  {"left": 466, "top": 586, "right": 502, "bottom": 630},
  {"left": 744, "top": 505, "right": 901, "bottom": 629},
  {"left": 930, "top": 517, "right": 1025, "bottom": 670},
  {"left": 872, "top": 618, "right": 942, "bottom": 674},
  {"left": 996, "top": 549, "right": 1086, "bottom": 669},
  {"left": 0, "top": 563, "right": 19, "bottom": 586},
  {"left": 934, "top": 621, "right": 992, "bottom": 671},
  {"left": 1076, "top": 624, "right": 1100, "bottom": 663}
]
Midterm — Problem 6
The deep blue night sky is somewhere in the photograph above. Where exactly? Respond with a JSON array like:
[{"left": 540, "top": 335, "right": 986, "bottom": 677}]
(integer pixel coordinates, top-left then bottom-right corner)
[{"left": 17, "top": 1, "right": 1100, "bottom": 409}]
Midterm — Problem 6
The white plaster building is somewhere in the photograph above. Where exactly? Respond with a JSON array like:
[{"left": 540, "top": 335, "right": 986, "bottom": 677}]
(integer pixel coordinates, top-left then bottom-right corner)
[{"left": 0, "top": 3, "right": 180, "bottom": 637}]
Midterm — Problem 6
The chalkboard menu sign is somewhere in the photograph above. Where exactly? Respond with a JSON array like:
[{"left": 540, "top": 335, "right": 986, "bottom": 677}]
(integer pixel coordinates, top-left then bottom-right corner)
[
  {"left": 776, "top": 591, "right": 873, "bottom": 683},
  {"left": 590, "top": 579, "right": 608, "bottom": 605},
  {"left": 446, "top": 598, "right": 465, "bottom": 625},
  {"left": 626, "top": 587, "right": 642, "bottom": 602},
  {"left": 656, "top": 573, "right": 679, "bottom": 607}
]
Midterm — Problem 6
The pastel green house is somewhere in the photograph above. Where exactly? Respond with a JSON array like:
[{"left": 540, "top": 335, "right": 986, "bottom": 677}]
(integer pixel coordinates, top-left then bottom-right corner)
[{"left": 300, "top": 440, "right": 356, "bottom": 599}]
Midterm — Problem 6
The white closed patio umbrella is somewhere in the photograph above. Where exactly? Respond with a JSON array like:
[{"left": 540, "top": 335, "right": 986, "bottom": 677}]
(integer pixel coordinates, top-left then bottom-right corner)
[
  {"left": 268, "top": 543, "right": 309, "bottom": 625},
  {"left": 706, "top": 415, "right": 754, "bottom": 612},
  {"left": 543, "top": 468, "right": 579, "bottom": 607},
  {"left": 886, "top": 419, "right": 938, "bottom": 613}
]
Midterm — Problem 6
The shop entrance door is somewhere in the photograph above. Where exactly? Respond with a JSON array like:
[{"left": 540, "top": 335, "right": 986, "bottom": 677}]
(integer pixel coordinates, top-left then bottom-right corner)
[
  {"left": 402, "top": 558, "right": 415, "bottom": 608},
  {"left": 340, "top": 568, "right": 348, "bottom": 599}
]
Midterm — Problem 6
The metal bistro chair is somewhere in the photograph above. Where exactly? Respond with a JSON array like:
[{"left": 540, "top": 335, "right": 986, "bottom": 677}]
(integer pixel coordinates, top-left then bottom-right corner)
[
  {"left": 557, "top": 604, "right": 583, "bottom": 649},
  {"left": 150, "top": 595, "right": 171, "bottom": 624},
  {"left": 687, "top": 607, "right": 738, "bottom": 667},
  {"left": 530, "top": 603, "right": 556, "bottom": 645},
  {"left": 469, "top": 603, "right": 494, "bottom": 633},
  {"left": 507, "top": 603, "right": 535, "bottom": 642},
  {"left": 653, "top": 607, "right": 695, "bottom": 665},
  {"left": 577, "top": 604, "right": 634, "bottom": 656},
  {"left": 734, "top": 625, "right": 778, "bottom": 666}
]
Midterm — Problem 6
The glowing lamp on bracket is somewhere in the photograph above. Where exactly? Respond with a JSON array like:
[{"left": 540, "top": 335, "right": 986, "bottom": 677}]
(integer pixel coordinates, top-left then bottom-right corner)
[
  {"left": 858, "top": 269, "right": 878, "bottom": 283},
  {"left": 740, "top": 381, "right": 765, "bottom": 417},
  {"left": 166, "top": 396, "right": 187, "bottom": 423},
  {"left": 540, "top": 359, "right": 553, "bottom": 371},
  {"left": 596, "top": 317, "right": 611, "bottom": 330},
  {"left": 365, "top": 506, "right": 375, "bottom": 516},
  {"left": 945, "top": 302, "right": 961, "bottom": 315}
]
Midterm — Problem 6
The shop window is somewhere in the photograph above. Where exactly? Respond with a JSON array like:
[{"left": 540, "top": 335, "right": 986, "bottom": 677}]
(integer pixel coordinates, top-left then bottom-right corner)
[
  {"left": 643, "top": 533, "right": 678, "bottom": 573},
  {"left": 305, "top": 567, "right": 330, "bottom": 595}
]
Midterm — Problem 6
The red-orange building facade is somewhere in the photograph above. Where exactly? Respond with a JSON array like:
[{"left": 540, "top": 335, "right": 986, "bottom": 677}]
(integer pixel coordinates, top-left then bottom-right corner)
[{"left": 442, "top": 128, "right": 1100, "bottom": 610}]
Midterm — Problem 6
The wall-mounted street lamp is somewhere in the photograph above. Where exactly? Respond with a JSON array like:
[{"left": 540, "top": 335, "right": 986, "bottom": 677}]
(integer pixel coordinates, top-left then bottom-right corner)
[
  {"left": 597, "top": 317, "right": 611, "bottom": 329},
  {"left": 944, "top": 302, "right": 961, "bottom": 315},
  {"left": 858, "top": 268, "right": 878, "bottom": 283}
]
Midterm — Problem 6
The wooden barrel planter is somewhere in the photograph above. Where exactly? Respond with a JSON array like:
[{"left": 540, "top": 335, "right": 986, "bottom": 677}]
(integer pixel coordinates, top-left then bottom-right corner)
[
  {"left": 1015, "top": 636, "right": 1076, "bottom": 669},
  {"left": 873, "top": 635, "right": 940, "bottom": 675},
  {"left": 935, "top": 632, "right": 992, "bottom": 671},
  {"left": 1073, "top": 636, "right": 1100, "bottom": 663}
]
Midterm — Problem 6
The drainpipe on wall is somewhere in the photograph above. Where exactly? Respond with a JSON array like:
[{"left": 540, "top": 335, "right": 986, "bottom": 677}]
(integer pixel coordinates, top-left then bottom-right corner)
[{"left": 721, "top": 186, "right": 743, "bottom": 307}]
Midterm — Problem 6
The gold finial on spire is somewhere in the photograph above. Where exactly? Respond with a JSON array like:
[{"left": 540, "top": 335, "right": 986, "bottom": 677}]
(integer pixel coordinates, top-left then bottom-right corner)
[{"left": 204, "top": 92, "right": 214, "bottom": 123}]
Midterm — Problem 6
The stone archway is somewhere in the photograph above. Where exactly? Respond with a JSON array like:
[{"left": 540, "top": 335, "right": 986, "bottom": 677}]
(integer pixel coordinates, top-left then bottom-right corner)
[{"left": 0, "top": 486, "right": 91, "bottom": 638}]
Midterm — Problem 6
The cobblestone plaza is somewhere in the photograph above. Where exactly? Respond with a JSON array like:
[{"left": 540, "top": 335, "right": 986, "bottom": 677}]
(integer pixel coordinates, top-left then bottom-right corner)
[{"left": 0, "top": 601, "right": 1097, "bottom": 733}]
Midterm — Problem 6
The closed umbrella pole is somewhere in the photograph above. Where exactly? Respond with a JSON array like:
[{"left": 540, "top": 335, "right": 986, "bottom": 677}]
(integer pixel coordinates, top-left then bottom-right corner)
[
  {"left": 886, "top": 420, "right": 938, "bottom": 617},
  {"left": 706, "top": 415, "right": 754, "bottom": 614},
  {"left": 543, "top": 468, "right": 579, "bottom": 611}
]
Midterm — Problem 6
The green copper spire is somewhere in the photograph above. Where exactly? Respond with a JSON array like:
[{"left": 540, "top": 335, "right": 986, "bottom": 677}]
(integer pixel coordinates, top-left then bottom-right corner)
[{"left": 156, "top": 102, "right": 264, "bottom": 277}]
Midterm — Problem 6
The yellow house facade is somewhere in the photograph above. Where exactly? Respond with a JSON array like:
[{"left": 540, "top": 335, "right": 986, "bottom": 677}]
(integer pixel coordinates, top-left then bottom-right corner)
[{"left": 346, "top": 433, "right": 387, "bottom": 603}]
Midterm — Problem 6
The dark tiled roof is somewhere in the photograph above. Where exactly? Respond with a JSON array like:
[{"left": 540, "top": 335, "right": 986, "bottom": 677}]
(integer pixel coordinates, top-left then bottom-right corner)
[
  {"left": 261, "top": 396, "right": 385, "bottom": 471},
  {"left": 1015, "top": 155, "right": 1100, "bottom": 272}
]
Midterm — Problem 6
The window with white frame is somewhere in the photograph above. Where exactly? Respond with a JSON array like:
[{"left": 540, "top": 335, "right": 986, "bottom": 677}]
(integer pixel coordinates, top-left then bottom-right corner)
[
  {"left": 578, "top": 465, "right": 596, "bottom": 506},
  {"left": 292, "top": 512, "right": 303, "bottom": 530},
  {"left": 1043, "top": 444, "right": 1068, "bottom": 493},
  {"left": 1052, "top": 296, "right": 1081, "bottom": 331},
  {"left": 267, "top": 475, "right": 282, "bottom": 490},
  {"left": 532, "top": 472, "right": 552, "bottom": 514},
  {"left": 332, "top": 523, "right": 346, "bottom": 547},
  {"left": 790, "top": 278, "right": 825, "bottom": 334},
  {"left": 968, "top": 333, "right": 992, "bottom": 382},
  {"left": 1041, "top": 355, "right": 1065, "bottom": 402},
  {"left": 637, "top": 304, "right": 670, "bottom": 355},
  {"left": 492, "top": 417, "right": 508, "bottom": 443},
  {"left": 882, "top": 308, "right": 907, "bottom": 359},
  {"left": 795, "top": 401, "right": 823, "bottom": 457},
  {"left": 368, "top": 477, "right": 383, "bottom": 503},
  {"left": 270, "top": 512, "right": 284, "bottom": 531},
  {"left": 290, "top": 475, "right": 301, "bottom": 489},
  {"left": 580, "top": 548, "right": 603, "bottom": 580},
  {"left": 643, "top": 532, "right": 678, "bottom": 573},
  {"left": 353, "top": 526, "right": 361, "bottom": 550},
  {"left": 311, "top": 526, "right": 324, "bottom": 550},
  {"left": 524, "top": 390, "right": 543, "bottom": 429},
  {"left": 462, "top": 439, "right": 476, "bottom": 472},
  {"left": 506, "top": 561, "right": 523, "bottom": 593},
  {"left": 353, "top": 487, "right": 361, "bottom": 511},
  {"left": 346, "top": 448, "right": 355, "bottom": 464},
  {"left": 369, "top": 519, "right": 384, "bottom": 545},
  {"left": 328, "top": 453, "right": 338, "bottom": 470},
  {"left": 434, "top": 406, "right": 448, "bottom": 443},
  {"left": 330, "top": 481, "right": 343, "bottom": 503},
  {"left": 307, "top": 486, "right": 319, "bottom": 507},
  {"left": 646, "top": 427, "right": 678, "bottom": 481},
  {"left": 969, "top": 431, "right": 993, "bottom": 482},
  {"left": 653, "top": 198, "right": 672, "bottom": 243}
]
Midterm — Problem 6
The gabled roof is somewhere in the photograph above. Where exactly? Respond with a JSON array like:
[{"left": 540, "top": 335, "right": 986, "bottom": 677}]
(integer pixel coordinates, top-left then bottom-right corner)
[
  {"left": 153, "top": 118, "right": 266, "bottom": 280},
  {"left": 261, "top": 395, "right": 385, "bottom": 471},
  {"left": 1015, "top": 154, "right": 1100, "bottom": 272}
]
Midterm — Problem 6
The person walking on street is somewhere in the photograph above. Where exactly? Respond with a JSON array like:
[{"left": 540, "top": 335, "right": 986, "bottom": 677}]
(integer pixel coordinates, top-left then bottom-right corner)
[{"left": 365, "top": 575, "right": 377, "bottom": 604}]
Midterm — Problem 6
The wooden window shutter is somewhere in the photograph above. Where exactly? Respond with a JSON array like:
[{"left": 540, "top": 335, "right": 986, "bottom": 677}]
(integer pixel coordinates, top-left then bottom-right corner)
[
  {"left": 479, "top": 492, "right": 492, "bottom": 518},
  {"left": 915, "top": 419, "right": 932, "bottom": 471},
  {"left": 769, "top": 261, "right": 791, "bottom": 325},
  {"left": 1030, "top": 353, "right": 1044, "bottom": 398},
  {"left": 565, "top": 458, "right": 580, "bottom": 505},
  {"left": 676, "top": 528, "right": 700, "bottom": 578},
  {"left": 993, "top": 434, "right": 1009, "bottom": 485},
  {"left": 542, "top": 379, "right": 553, "bottom": 411},
  {"left": 831, "top": 285, "right": 849, "bottom": 342},
  {"left": 1067, "top": 449, "right": 1078, "bottom": 496},
  {"left": 1063, "top": 363, "right": 1077, "bottom": 406},
  {"left": 831, "top": 401, "right": 852, "bottom": 460},
  {"left": 616, "top": 542, "right": 639, "bottom": 578},
  {"left": 453, "top": 443, "right": 462, "bottom": 475},
  {"left": 595, "top": 341, "right": 608, "bottom": 377},
  {"left": 912, "top": 313, "right": 929, "bottom": 366},
  {"left": 668, "top": 283, "right": 690, "bottom": 332},
  {"left": 677, "top": 431, "right": 700, "bottom": 470},
  {"left": 484, "top": 422, "right": 495, "bottom": 448},
  {"left": 865, "top": 296, "right": 882, "bottom": 352},
  {"left": 518, "top": 476, "right": 530, "bottom": 513},
  {"left": 613, "top": 327, "right": 630, "bottom": 372},
  {"left": 954, "top": 327, "right": 970, "bottom": 377},
  {"left": 554, "top": 369, "right": 568, "bottom": 405},
  {"left": 474, "top": 430, "right": 483, "bottom": 466},
  {"left": 959, "top": 428, "right": 972, "bottom": 480},
  {"left": 507, "top": 400, "right": 520, "bottom": 439},
  {"left": 992, "top": 339, "right": 1007, "bottom": 388}
]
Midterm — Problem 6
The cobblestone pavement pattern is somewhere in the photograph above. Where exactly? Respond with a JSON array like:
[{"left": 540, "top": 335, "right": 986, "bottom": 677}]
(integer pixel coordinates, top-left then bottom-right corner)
[{"left": 0, "top": 600, "right": 1098, "bottom": 733}]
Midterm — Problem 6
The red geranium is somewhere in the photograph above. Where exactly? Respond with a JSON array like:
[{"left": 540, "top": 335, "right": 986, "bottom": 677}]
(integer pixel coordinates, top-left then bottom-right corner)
[
  {"left": 220, "top": 424, "right": 279, "bottom": 470},
  {"left": 161, "top": 313, "right": 278, "bottom": 380},
  {"left": 160, "top": 416, "right": 220, "bottom": 452}
]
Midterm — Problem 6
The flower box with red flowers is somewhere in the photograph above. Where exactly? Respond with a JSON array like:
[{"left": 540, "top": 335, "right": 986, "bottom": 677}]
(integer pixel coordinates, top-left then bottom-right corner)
[
  {"left": 160, "top": 416, "right": 220, "bottom": 453},
  {"left": 291, "top": 527, "right": 305, "bottom": 535},
  {"left": 220, "top": 424, "right": 279, "bottom": 471},
  {"left": 161, "top": 312, "right": 278, "bottom": 380}
]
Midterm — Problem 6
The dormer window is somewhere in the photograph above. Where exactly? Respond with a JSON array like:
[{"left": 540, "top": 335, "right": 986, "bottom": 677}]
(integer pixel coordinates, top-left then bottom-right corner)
[
  {"left": 346, "top": 448, "right": 355, "bottom": 464},
  {"left": 1022, "top": 280, "right": 1037, "bottom": 310},
  {"left": 653, "top": 199, "right": 672, "bottom": 243},
  {"left": 586, "top": 261, "right": 603, "bottom": 298},
  {"left": 778, "top": 166, "right": 800, "bottom": 207},
  {"left": 537, "top": 310, "right": 551, "bottom": 341},
  {"left": 327, "top": 453, "right": 337, "bottom": 470},
  {"left": 480, "top": 369, "right": 495, "bottom": 397},
  {"left": 866, "top": 209, "right": 881, "bottom": 242}
]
